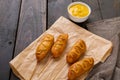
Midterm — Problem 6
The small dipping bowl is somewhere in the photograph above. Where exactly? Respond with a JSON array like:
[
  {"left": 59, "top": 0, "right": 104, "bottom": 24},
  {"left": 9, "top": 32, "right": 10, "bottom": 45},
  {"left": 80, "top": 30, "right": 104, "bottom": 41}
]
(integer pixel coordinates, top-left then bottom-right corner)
[{"left": 67, "top": 2, "right": 91, "bottom": 23}]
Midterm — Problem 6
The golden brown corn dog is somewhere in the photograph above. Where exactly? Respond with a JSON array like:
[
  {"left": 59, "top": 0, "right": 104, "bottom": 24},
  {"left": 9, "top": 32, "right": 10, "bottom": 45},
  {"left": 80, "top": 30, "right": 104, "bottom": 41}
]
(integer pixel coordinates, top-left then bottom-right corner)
[
  {"left": 51, "top": 34, "right": 68, "bottom": 58},
  {"left": 68, "top": 57, "right": 94, "bottom": 80},
  {"left": 66, "top": 39, "right": 86, "bottom": 64},
  {"left": 36, "top": 34, "right": 54, "bottom": 62}
]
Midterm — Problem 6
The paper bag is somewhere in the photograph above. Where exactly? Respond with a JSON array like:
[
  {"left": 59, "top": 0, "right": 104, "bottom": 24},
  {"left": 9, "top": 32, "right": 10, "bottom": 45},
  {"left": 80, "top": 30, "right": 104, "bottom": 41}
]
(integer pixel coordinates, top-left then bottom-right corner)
[{"left": 9, "top": 16, "right": 112, "bottom": 80}]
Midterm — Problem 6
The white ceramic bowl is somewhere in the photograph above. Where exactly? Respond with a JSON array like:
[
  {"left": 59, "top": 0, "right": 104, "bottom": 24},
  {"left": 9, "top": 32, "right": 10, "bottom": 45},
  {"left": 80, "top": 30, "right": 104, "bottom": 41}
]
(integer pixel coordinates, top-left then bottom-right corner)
[{"left": 67, "top": 2, "right": 91, "bottom": 23}]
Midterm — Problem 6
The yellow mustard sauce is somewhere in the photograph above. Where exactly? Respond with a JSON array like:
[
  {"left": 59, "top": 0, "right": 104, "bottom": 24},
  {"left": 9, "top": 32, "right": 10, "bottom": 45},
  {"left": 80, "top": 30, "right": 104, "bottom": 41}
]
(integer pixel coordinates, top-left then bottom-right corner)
[{"left": 69, "top": 4, "right": 89, "bottom": 18}]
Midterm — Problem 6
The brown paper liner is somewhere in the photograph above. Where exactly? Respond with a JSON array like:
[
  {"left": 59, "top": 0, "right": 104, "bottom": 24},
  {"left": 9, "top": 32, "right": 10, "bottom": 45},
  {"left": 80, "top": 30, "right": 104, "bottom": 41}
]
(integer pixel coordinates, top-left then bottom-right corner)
[{"left": 9, "top": 16, "right": 112, "bottom": 80}]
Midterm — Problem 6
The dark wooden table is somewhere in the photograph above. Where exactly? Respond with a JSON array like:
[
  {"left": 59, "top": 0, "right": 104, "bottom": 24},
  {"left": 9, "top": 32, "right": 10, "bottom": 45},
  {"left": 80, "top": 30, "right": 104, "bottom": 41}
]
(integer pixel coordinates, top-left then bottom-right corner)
[{"left": 0, "top": 0, "right": 120, "bottom": 80}]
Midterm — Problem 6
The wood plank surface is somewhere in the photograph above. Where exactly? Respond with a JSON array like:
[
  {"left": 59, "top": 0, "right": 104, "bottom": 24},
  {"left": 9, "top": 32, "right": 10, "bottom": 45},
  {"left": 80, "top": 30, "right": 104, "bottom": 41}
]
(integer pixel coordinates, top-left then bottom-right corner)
[
  {"left": 10, "top": 0, "right": 47, "bottom": 80},
  {"left": 0, "top": 0, "right": 21, "bottom": 80},
  {"left": 2, "top": 0, "right": 119, "bottom": 79},
  {"left": 48, "top": 0, "right": 72, "bottom": 28},
  {"left": 99, "top": 0, "right": 120, "bottom": 19}
]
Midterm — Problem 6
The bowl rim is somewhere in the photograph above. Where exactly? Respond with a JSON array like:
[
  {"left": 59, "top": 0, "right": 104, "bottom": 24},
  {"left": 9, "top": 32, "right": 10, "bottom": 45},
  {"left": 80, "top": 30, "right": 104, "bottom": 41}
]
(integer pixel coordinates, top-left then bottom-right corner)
[{"left": 67, "top": 1, "right": 91, "bottom": 19}]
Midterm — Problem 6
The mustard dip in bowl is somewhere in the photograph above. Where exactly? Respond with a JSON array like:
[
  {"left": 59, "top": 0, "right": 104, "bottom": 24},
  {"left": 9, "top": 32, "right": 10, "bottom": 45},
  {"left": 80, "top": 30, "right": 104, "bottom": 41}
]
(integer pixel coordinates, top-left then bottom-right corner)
[{"left": 68, "top": 2, "right": 91, "bottom": 23}]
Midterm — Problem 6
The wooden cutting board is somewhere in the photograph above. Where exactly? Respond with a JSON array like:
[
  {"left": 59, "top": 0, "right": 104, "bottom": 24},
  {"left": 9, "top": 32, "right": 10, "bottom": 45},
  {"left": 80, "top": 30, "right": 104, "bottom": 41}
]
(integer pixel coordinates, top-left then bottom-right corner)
[{"left": 9, "top": 16, "right": 112, "bottom": 80}]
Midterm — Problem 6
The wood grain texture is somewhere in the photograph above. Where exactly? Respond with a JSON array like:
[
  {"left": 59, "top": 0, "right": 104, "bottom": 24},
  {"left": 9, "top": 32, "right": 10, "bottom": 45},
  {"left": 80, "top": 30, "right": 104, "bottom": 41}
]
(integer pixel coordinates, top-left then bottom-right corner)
[
  {"left": 10, "top": 0, "right": 47, "bottom": 80},
  {"left": 73, "top": 0, "right": 102, "bottom": 22},
  {"left": 0, "top": 0, "right": 21, "bottom": 80},
  {"left": 48, "top": 0, "right": 72, "bottom": 28},
  {"left": 98, "top": 0, "right": 120, "bottom": 19}
]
